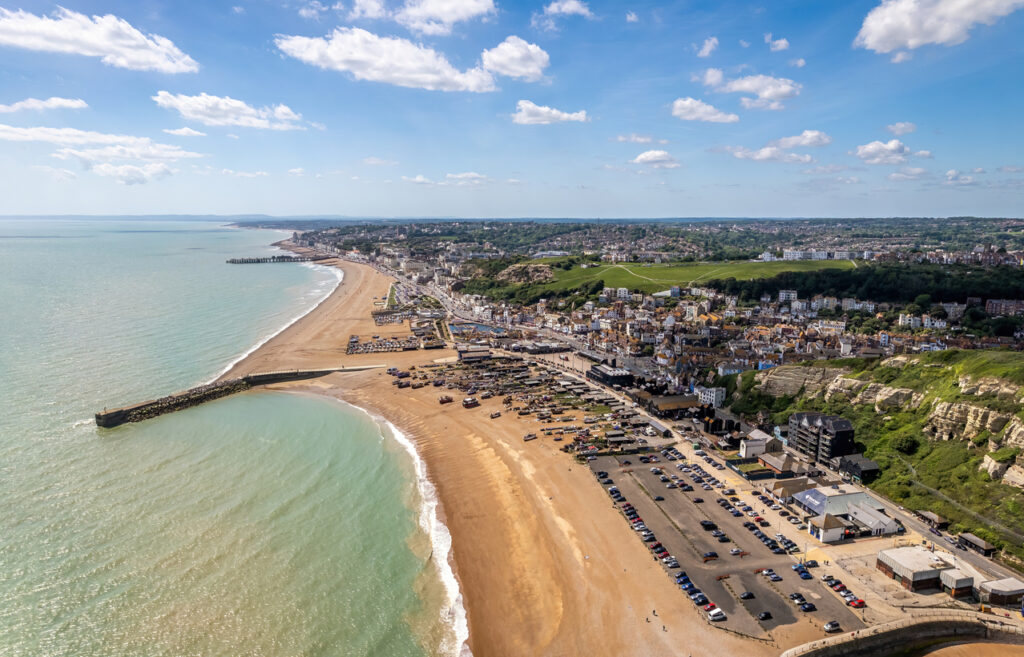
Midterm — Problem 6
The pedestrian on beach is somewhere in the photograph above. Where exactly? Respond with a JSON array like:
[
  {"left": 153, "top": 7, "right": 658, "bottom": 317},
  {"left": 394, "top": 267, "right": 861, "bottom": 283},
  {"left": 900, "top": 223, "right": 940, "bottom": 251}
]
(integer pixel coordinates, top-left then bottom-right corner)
[{"left": 646, "top": 617, "right": 649, "bottom": 623}]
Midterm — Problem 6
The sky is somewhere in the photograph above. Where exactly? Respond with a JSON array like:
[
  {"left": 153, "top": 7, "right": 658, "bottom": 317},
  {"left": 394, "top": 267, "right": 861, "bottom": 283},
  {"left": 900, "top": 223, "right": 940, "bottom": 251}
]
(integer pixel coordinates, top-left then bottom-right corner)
[{"left": 0, "top": 0, "right": 1023, "bottom": 218}]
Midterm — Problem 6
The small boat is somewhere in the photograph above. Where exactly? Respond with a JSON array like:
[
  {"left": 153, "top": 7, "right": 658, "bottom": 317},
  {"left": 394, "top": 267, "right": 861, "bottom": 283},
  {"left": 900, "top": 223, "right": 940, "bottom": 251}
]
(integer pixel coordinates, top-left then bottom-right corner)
[
  {"left": 490, "top": 411, "right": 501, "bottom": 419},
  {"left": 438, "top": 395, "right": 453, "bottom": 404}
]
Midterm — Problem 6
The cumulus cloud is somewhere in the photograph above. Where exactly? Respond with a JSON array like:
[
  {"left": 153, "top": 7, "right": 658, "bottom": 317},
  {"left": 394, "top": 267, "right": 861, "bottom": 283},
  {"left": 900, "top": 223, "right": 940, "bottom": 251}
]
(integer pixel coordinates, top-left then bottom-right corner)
[
  {"left": 801, "top": 164, "right": 848, "bottom": 174},
  {"left": 626, "top": 11, "right": 638, "bottom": 22},
  {"left": 697, "top": 68, "right": 802, "bottom": 110},
  {"left": 289, "top": 167, "right": 305, "bottom": 175},
  {"left": 888, "top": 166, "right": 928, "bottom": 181},
  {"left": 671, "top": 97, "right": 739, "bottom": 123},
  {"left": 153, "top": 91, "right": 305, "bottom": 130},
  {"left": 764, "top": 32, "right": 790, "bottom": 51},
  {"left": 0, "top": 124, "right": 195, "bottom": 165},
  {"left": 93, "top": 162, "right": 173, "bottom": 185},
  {"left": 220, "top": 168, "right": 268, "bottom": 178},
  {"left": 915, "top": 149, "right": 933, "bottom": 158},
  {"left": 0, "top": 7, "right": 197, "bottom": 73},
  {"left": 511, "top": 99, "right": 587, "bottom": 125},
  {"left": 887, "top": 121, "right": 916, "bottom": 136},
  {"left": 999, "top": 165, "right": 1023, "bottom": 173},
  {"left": 163, "top": 126, "right": 206, "bottom": 137},
  {"left": 853, "top": 139, "right": 910, "bottom": 165},
  {"left": 944, "top": 169, "right": 976, "bottom": 186},
  {"left": 790, "top": 57, "right": 806, "bottom": 67},
  {"left": 481, "top": 36, "right": 549, "bottom": 81},
  {"left": 275, "top": 27, "right": 495, "bottom": 92},
  {"left": 727, "top": 146, "right": 812, "bottom": 163},
  {"left": 403, "top": 174, "right": 434, "bottom": 184},
  {"left": 0, "top": 96, "right": 87, "bottom": 113},
  {"left": 770, "top": 129, "right": 832, "bottom": 149},
  {"left": 533, "top": 0, "right": 593, "bottom": 30},
  {"left": 445, "top": 171, "right": 490, "bottom": 185},
  {"left": 349, "top": 0, "right": 387, "bottom": 19},
  {"left": 697, "top": 36, "right": 718, "bottom": 58},
  {"left": 631, "top": 150, "right": 680, "bottom": 168},
  {"left": 395, "top": 0, "right": 495, "bottom": 36},
  {"left": 855, "top": 0, "right": 1024, "bottom": 55}
]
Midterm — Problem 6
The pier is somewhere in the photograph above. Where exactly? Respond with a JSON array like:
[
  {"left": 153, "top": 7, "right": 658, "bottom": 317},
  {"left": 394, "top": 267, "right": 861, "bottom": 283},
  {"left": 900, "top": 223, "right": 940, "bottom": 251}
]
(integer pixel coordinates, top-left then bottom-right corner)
[
  {"left": 226, "top": 255, "right": 333, "bottom": 264},
  {"left": 95, "top": 366, "right": 380, "bottom": 428}
]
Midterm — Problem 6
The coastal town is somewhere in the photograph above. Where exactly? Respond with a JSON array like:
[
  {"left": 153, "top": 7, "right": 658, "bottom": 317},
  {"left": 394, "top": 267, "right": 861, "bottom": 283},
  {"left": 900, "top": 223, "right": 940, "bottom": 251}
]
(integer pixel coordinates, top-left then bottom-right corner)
[{"left": 203, "top": 218, "right": 1024, "bottom": 656}]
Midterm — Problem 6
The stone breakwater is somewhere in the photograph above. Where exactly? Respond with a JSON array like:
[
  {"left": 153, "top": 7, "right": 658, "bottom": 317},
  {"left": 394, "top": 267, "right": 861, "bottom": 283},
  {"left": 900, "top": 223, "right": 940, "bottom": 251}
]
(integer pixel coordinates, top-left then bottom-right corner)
[{"left": 95, "top": 367, "right": 380, "bottom": 428}]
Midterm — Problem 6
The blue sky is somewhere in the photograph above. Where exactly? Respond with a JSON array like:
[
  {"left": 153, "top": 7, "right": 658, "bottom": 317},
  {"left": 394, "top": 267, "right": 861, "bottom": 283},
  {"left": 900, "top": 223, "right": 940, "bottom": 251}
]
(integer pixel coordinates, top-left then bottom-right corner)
[{"left": 0, "top": 0, "right": 1022, "bottom": 217}]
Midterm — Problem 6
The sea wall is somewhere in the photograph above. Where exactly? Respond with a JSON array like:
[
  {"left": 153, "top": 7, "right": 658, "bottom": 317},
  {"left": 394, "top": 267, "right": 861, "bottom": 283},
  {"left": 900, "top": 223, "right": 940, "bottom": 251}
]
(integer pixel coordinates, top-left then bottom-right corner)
[
  {"left": 95, "top": 367, "right": 378, "bottom": 428},
  {"left": 779, "top": 610, "right": 1024, "bottom": 657}
]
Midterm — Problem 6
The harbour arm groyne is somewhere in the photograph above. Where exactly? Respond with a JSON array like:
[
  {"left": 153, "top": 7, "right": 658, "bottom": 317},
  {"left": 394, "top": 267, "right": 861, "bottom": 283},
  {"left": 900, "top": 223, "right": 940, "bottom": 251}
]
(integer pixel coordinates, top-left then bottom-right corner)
[
  {"left": 94, "top": 366, "right": 380, "bottom": 428},
  {"left": 226, "top": 255, "right": 332, "bottom": 264}
]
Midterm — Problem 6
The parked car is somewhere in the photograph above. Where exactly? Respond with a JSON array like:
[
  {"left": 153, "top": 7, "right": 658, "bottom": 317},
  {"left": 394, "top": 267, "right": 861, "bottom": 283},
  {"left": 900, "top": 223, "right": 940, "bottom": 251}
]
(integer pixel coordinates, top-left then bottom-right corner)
[
  {"left": 740, "top": 591, "right": 755, "bottom": 600},
  {"left": 824, "top": 621, "right": 841, "bottom": 633},
  {"left": 800, "top": 603, "right": 817, "bottom": 612},
  {"left": 757, "top": 611, "right": 772, "bottom": 621}
]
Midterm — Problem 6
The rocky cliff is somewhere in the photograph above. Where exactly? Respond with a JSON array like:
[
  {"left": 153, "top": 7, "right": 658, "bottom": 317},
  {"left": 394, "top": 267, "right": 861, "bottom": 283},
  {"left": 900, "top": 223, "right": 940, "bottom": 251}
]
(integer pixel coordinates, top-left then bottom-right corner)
[
  {"left": 754, "top": 365, "right": 849, "bottom": 397},
  {"left": 822, "top": 376, "right": 925, "bottom": 412},
  {"left": 496, "top": 263, "right": 554, "bottom": 284}
]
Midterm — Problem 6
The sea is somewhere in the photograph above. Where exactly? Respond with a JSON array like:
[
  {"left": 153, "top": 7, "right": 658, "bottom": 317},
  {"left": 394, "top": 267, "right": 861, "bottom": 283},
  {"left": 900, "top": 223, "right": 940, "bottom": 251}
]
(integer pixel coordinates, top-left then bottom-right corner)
[{"left": 0, "top": 219, "right": 464, "bottom": 657}]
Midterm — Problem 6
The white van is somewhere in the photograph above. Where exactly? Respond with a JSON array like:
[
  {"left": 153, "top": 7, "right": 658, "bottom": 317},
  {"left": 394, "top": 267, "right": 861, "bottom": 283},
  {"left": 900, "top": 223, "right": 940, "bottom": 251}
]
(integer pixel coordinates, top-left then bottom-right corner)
[{"left": 708, "top": 608, "right": 726, "bottom": 622}]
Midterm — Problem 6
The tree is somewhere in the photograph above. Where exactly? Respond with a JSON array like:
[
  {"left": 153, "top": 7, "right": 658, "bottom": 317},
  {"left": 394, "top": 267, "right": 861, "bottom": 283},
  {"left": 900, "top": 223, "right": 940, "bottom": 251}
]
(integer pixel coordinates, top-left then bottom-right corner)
[
  {"left": 891, "top": 434, "right": 920, "bottom": 455},
  {"left": 914, "top": 294, "right": 933, "bottom": 309}
]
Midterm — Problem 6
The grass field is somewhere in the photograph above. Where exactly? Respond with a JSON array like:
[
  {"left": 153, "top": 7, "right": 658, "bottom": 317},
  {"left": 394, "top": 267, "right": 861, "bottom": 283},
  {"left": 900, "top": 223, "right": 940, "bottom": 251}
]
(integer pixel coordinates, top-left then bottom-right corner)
[{"left": 534, "top": 260, "right": 856, "bottom": 295}]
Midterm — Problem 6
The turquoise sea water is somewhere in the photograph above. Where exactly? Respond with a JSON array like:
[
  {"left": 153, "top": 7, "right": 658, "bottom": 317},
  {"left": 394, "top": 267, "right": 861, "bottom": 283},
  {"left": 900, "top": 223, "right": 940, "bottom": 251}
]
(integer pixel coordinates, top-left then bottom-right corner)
[{"left": 0, "top": 220, "right": 452, "bottom": 656}]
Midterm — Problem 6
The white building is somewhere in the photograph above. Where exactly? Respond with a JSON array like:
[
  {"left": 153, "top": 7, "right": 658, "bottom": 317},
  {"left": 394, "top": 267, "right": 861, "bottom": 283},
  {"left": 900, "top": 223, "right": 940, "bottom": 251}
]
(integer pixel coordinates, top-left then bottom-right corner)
[
  {"left": 740, "top": 429, "right": 774, "bottom": 458},
  {"left": 695, "top": 385, "right": 726, "bottom": 408},
  {"left": 779, "top": 289, "right": 799, "bottom": 303},
  {"left": 898, "top": 314, "right": 923, "bottom": 328}
]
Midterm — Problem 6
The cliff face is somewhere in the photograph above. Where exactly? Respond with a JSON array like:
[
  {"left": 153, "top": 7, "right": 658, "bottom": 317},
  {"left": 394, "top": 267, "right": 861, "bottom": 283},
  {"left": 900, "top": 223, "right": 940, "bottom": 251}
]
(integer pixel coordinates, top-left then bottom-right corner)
[
  {"left": 924, "top": 402, "right": 1013, "bottom": 441},
  {"left": 823, "top": 376, "right": 924, "bottom": 412},
  {"left": 754, "top": 365, "right": 849, "bottom": 397}
]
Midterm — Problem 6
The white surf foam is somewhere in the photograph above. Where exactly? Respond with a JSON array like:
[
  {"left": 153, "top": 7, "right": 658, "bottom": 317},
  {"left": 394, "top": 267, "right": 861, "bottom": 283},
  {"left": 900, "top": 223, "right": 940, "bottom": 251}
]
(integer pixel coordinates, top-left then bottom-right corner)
[{"left": 342, "top": 402, "right": 472, "bottom": 657}]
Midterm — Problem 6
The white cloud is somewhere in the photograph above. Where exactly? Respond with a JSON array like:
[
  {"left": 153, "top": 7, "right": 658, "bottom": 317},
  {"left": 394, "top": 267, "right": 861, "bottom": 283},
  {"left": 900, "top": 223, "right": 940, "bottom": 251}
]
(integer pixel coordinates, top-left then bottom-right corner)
[
  {"left": 971, "top": 167, "right": 986, "bottom": 174},
  {"left": 631, "top": 150, "right": 680, "bottom": 169},
  {"left": 0, "top": 96, "right": 87, "bottom": 113},
  {"left": 445, "top": 171, "right": 490, "bottom": 185},
  {"left": 890, "top": 51, "right": 912, "bottom": 63},
  {"left": 54, "top": 142, "right": 202, "bottom": 163},
  {"left": 403, "top": 174, "right": 434, "bottom": 184},
  {"left": 853, "top": 139, "right": 910, "bottom": 165},
  {"left": 855, "top": 0, "right": 1024, "bottom": 55},
  {"left": 999, "top": 165, "right": 1023, "bottom": 173},
  {"left": 363, "top": 156, "right": 397, "bottom": 165},
  {"left": 163, "top": 126, "right": 206, "bottom": 137},
  {"left": 801, "top": 164, "right": 848, "bottom": 174},
  {"left": 770, "top": 129, "right": 832, "bottom": 149},
  {"left": 626, "top": 11, "right": 638, "bottom": 22},
  {"left": 0, "top": 123, "right": 148, "bottom": 147},
  {"left": 0, "top": 7, "right": 197, "bottom": 73},
  {"left": 790, "top": 57, "right": 806, "bottom": 67},
  {"left": 32, "top": 164, "right": 76, "bottom": 181},
  {"left": 728, "top": 146, "right": 812, "bottom": 163},
  {"left": 671, "top": 97, "right": 739, "bottom": 123},
  {"left": 232, "top": 6, "right": 245, "bottom": 14},
  {"left": 533, "top": 0, "right": 593, "bottom": 30},
  {"left": 93, "top": 162, "right": 173, "bottom": 185},
  {"left": 698, "top": 68, "right": 802, "bottom": 110},
  {"left": 395, "top": 0, "right": 495, "bottom": 36},
  {"left": 616, "top": 134, "right": 654, "bottom": 143},
  {"left": 511, "top": 99, "right": 587, "bottom": 125},
  {"left": 739, "top": 39, "right": 750, "bottom": 47},
  {"left": 764, "top": 32, "right": 790, "bottom": 51},
  {"left": 697, "top": 36, "right": 718, "bottom": 58},
  {"left": 275, "top": 27, "right": 495, "bottom": 92},
  {"left": 888, "top": 166, "right": 927, "bottom": 181},
  {"left": 289, "top": 167, "right": 305, "bottom": 175},
  {"left": 153, "top": 91, "right": 305, "bottom": 130},
  {"left": 349, "top": 0, "right": 387, "bottom": 19},
  {"left": 299, "top": 2, "right": 329, "bottom": 19},
  {"left": 944, "top": 169, "right": 976, "bottom": 186},
  {"left": 481, "top": 36, "right": 549, "bottom": 82},
  {"left": 221, "top": 168, "right": 268, "bottom": 178},
  {"left": 915, "top": 149, "right": 933, "bottom": 158},
  {"left": 886, "top": 121, "right": 916, "bottom": 136}
]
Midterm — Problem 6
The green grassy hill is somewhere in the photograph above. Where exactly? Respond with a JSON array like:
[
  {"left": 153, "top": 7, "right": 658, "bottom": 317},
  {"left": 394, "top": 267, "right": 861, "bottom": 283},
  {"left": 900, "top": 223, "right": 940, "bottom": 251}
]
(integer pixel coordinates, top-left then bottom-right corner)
[{"left": 536, "top": 259, "right": 856, "bottom": 295}]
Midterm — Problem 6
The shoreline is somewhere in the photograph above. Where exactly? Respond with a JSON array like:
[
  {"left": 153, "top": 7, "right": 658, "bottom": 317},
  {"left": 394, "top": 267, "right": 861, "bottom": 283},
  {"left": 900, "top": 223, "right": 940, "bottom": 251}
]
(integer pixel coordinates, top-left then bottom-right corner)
[{"left": 221, "top": 247, "right": 765, "bottom": 656}]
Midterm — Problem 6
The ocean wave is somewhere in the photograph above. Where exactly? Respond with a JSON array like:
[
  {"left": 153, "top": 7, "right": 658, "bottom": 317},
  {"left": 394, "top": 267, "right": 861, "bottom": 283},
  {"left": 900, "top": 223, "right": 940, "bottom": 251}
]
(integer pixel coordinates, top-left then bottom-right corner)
[{"left": 344, "top": 403, "right": 472, "bottom": 657}]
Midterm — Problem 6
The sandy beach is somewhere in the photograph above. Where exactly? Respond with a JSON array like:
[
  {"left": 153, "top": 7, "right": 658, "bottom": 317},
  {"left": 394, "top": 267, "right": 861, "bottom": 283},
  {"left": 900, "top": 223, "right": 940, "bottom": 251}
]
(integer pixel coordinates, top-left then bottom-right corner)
[{"left": 222, "top": 253, "right": 778, "bottom": 656}]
